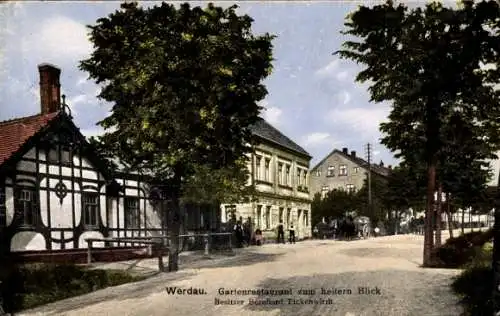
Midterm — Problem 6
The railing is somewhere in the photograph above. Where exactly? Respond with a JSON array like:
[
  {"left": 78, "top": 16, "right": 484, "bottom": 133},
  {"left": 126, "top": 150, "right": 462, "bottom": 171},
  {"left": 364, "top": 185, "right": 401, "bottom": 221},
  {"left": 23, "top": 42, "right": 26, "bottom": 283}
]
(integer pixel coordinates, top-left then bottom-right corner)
[
  {"left": 84, "top": 232, "right": 232, "bottom": 271},
  {"left": 176, "top": 233, "right": 233, "bottom": 254},
  {"left": 85, "top": 238, "right": 168, "bottom": 271}
]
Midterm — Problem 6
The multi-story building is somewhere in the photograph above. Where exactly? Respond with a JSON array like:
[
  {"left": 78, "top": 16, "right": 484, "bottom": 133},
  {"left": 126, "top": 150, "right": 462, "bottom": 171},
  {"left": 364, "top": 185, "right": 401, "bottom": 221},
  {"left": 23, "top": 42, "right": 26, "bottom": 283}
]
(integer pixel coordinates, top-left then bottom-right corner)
[
  {"left": 310, "top": 147, "right": 391, "bottom": 198},
  {"left": 221, "top": 120, "right": 313, "bottom": 240}
]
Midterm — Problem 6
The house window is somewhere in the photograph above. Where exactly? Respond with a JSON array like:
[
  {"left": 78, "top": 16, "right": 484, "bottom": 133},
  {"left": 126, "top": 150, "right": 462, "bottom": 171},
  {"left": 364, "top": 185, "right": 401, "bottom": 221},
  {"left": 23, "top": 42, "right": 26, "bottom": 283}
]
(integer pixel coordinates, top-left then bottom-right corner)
[
  {"left": 256, "top": 205, "right": 262, "bottom": 228},
  {"left": 353, "top": 167, "right": 359, "bottom": 174},
  {"left": 315, "top": 169, "right": 321, "bottom": 177},
  {"left": 321, "top": 186, "right": 329, "bottom": 198},
  {"left": 296, "top": 168, "right": 302, "bottom": 186},
  {"left": 255, "top": 155, "right": 262, "bottom": 180},
  {"left": 265, "top": 206, "right": 271, "bottom": 229},
  {"left": 285, "top": 165, "right": 290, "bottom": 185},
  {"left": 82, "top": 192, "right": 99, "bottom": 227},
  {"left": 278, "top": 163, "right": 283, "bottom": 185},
  {"left": 327, "top": 166, "right": 335, "bottom": 177},
  {"left": 304, "top": 210, "right": 309, "bottom": 227},
  {"left": 48, "top": 145, "right": 72, "bottom": 164},
  {"left": 125, "top": 197, "right": 140, "bottom": 228},
  {"left": 264, "top": 159, "right": 270, "bottom": 182},
  {"left": 279, "top": 207, "right": 284, "bottom": 223},
  {"left": 225, "top": 205, "right": 236, "bottom": 222},
  {"left": 303, "top": 171, "right": 307, "bottom": 187},
  {"left": 346, "top": 184, "right": 355, "bottom": 193},
  {"left": 339, "top": 165, "right": 347, "bottom": 176},
  {"left": 15, "top": 187, "right": 37, "bottom": 227}
]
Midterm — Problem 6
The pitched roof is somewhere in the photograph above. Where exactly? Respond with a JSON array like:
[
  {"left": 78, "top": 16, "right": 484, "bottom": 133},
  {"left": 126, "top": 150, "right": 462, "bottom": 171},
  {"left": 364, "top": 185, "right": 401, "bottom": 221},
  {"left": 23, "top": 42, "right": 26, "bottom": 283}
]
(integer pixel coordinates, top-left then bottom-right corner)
[
  {"left": 311, "top": 148, "right": 391, "bottom": 177},
  {"left": 0, "top": 112, "right": 60, "bottom": 166},
  {"left": 250, "top": 118, "right": 311, "bottom": 158}
]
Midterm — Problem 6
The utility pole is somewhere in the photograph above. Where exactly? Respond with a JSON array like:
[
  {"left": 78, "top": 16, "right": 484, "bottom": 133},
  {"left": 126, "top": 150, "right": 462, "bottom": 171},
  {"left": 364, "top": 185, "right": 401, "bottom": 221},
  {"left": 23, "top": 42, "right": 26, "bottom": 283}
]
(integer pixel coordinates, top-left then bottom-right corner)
[{"left": 365, "top": 143, "right": 373, "bottom": 219}]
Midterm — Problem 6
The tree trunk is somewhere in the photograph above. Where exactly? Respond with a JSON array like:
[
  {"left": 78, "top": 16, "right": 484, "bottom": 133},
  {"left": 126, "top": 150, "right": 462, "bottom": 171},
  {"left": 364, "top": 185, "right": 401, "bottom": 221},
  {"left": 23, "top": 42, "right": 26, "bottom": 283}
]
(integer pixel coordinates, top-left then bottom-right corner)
[
  {"left": 491, "top": 168, "right": 500, "bottom": 313},
  {"left": 423, "top": 162, "right": 436, "bottom": 267},
  {"left": 470, "top": 209, "right": 473, "bottom": 232},
  {"left": 435, "top": 183, "right": 442, "bottom": 247},
  {"left": 168, "top": 195, "right": 182, "bottom": 272},
  {"left": 446, "top": 194, "right": 453, "bottom": 239},
  {"left": 461, "top": 209, "right": 465, "bottom": 235}
]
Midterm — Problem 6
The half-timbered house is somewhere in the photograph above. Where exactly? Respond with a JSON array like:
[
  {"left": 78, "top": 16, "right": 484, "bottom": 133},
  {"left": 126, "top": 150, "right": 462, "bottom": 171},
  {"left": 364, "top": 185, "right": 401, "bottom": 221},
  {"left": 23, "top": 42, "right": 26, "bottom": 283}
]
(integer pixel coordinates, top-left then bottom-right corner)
[{"left": 0, "top": 63, "right": 217, "bottom": 261}]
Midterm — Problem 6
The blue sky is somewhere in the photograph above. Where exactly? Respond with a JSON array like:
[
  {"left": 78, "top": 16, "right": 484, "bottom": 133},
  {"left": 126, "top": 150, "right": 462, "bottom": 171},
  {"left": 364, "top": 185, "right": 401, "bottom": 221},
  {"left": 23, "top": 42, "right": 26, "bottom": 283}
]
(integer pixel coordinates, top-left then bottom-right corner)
[{"left": 0, "top": 1, "right": 398, "bottom": 167}]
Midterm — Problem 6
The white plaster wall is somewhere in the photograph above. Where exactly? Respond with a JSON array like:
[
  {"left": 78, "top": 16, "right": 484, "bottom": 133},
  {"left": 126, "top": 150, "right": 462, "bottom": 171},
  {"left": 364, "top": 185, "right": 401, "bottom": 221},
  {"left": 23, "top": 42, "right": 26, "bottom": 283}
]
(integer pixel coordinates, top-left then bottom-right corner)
[
  {"left": 38, "top": 163, "right": 46, "bottom": 173},
  {"left": 125, "top": 188, "right": 138, "bottom": 196},
  {"left": 81, "top": 158, "right": 93, "bottom": 168},
  {"left": 16, "top": 175, "right": 36, "bottom": 182},
  {"left": 24, "top": 148, "right": 36, "bottom": 159},
  {"left": 82, "top": 170, "right": 98, "bottom": 180},
  {"left": 61, "top": 166, "right": 72, "bottom": 177},
  {"left": 17, "top": 160, "right": 36, "bottom": 171},
  {"left": 63, "top": 231, "right": 74, "bottom": 249},
  {"left": 79, "top": 231, "right": 105, "bottom": 248},
  {"left": 74, "top": 182, "right": 82, "bottom": 226},
  {"left": 256, "top": 183, "right": 274, "bottom": 193},
  {"left": 11, "top": 232, "right": 46, "bottom": 251},
  {"left": 108, "top": 198, "right": 118, "bottom": 229},
  {"left": 5, "top": 186, "right": 14, "bottom": 226}
]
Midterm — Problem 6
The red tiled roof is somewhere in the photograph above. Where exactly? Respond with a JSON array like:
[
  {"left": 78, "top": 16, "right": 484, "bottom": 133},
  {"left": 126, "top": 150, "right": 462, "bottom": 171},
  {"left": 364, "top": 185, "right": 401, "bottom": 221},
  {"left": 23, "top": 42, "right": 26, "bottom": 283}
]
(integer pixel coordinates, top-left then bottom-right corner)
[{"left": 0, "top": 112, "right": 60, "bottom": 166}]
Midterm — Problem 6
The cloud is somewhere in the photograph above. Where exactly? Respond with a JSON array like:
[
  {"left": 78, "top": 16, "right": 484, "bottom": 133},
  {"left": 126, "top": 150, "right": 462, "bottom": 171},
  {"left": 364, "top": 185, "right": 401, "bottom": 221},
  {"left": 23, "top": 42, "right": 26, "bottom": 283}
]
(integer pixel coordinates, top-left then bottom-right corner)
[
  {"left": 80, "top": 127, "right": 105, "bottom": 139},
  {"left": 327, "top": 105, "right": 390, "bottom": 141},
  {"left": 340, "top": 91, "right": 351, "bottom": 105},
  {"left": 315, "top": 59, "right": 340, "bottom": 77},
  {"left": 302, "top": 132, "right": 334, "bottom": 147},
  {"left": 335, "top": 70, "right": 349, "bottom": 81},
  {"left": 21, "top": 16, "right": 91, "bottom": 63},
  {"left": 259, "top": 100, "right": 283, "bottom": 126}
]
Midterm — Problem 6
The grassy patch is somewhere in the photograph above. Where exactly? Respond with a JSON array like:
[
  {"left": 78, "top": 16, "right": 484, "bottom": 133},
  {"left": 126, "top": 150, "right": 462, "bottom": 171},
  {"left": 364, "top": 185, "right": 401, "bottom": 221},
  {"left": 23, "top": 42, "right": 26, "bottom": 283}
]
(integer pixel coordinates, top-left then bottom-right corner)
[
  {"left": 434, "top": 230, "right": 492, "bottom": 268},
  {"left": 451, "top": 262, "right": 493, "bottom": 316},
  {"left": 2, "top": 263, "right": 146, "bottom": 313}
]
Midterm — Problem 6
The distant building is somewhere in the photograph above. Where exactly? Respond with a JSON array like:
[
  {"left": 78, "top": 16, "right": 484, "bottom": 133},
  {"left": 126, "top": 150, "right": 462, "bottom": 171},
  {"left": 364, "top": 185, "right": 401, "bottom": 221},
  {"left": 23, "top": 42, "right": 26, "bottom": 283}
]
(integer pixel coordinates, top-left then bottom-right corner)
[
  {"left": 310, "top": 147, "right": 391, "bottom": 198},
  {"left": 221, "top": 119, "right": 313, "bottom": 240}
]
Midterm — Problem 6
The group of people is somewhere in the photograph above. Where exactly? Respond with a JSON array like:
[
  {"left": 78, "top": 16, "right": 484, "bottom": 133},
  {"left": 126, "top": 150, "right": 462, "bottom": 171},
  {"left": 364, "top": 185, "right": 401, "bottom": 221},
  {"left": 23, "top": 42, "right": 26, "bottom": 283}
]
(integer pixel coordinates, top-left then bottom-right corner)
[
  {"left": 231, "top": 217, "right": 297, "bottom": 247},
  {"left": 276, "top": 221, "right": 296, "bottom": 244}
]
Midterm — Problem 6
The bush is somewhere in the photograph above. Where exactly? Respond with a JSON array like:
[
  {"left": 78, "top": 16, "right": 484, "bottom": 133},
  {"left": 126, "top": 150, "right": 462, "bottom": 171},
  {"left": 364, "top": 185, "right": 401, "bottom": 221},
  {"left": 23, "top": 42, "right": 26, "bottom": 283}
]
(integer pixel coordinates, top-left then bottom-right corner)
[
  {"left": 434, "top": 230, "right": 492, "bottom": 268},
  {"left": 451, "top": 263, "right": 493, "bottom": 316},
  {"left": 2, "top": 263, "right": 145, "bottom": 313}
]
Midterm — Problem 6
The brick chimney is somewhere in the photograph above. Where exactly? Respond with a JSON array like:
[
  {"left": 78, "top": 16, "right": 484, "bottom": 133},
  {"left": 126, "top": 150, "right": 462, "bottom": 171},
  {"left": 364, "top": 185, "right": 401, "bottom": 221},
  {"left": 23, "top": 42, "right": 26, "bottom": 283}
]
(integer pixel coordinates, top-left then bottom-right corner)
[
  {"left": 351, "top": 151, "right": 356, "bottom": 158},
  {"left": 342, "top": 147, "right": 348, "bottom": 154},
  {"left": 38, "top": 63, "right": 61, "bottom": 114}
]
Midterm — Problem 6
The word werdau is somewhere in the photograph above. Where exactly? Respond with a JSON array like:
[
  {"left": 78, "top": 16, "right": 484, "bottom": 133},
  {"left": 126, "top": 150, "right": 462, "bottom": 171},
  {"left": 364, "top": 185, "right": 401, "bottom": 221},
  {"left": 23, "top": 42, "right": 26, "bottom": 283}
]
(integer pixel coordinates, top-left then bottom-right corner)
[
  {"left": 218, "top": 288, "right": 292, "bottom": 296},
  {"left": 165, "top": 287, "right": 207, "bottom": 295}
]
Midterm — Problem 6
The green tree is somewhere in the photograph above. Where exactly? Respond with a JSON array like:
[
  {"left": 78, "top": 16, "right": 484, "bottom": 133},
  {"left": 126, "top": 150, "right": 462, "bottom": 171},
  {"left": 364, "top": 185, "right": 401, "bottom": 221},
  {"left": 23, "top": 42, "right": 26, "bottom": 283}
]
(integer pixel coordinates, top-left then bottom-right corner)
[
  {"left": 356, "top": 175, "right": 390, "bottom": 225},
  {"left": 311, "top": 190, "right": 359, "bottom": 228},
  {"left": 80, "top": 2, "right": 275, "bottom": 271},
  {"left": 337, "top": 0, "right": 500, "bottom": 267}
]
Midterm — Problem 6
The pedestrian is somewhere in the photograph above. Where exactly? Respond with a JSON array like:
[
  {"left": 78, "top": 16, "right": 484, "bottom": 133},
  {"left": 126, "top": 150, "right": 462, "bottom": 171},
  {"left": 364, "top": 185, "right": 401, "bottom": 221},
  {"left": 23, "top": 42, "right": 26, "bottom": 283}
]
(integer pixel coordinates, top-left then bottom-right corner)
[
  {"left": 233, "top": 221, "right": 243, "bottom": 248},
  {"left": 277, "top": 221, "right": 285, "bottom": 244},
  {"left": 289, "top": 222, "right": 296, "bottom": 244}
]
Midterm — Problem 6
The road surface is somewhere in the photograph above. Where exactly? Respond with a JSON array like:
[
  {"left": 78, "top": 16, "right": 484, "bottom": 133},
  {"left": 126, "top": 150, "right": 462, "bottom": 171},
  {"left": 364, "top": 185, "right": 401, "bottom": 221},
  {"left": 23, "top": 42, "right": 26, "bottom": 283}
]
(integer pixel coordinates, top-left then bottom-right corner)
[{"left": 19, "top": 234, "right": 464, "bottom": 316}]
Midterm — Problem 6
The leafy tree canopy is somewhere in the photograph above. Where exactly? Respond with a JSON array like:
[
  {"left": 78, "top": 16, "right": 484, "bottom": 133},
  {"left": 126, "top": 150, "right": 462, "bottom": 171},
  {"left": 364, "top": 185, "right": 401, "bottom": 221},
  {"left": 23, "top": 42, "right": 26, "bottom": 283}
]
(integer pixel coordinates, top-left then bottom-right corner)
[{"left": 80, "top": 1, "right": 275, "bottom": 202}]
